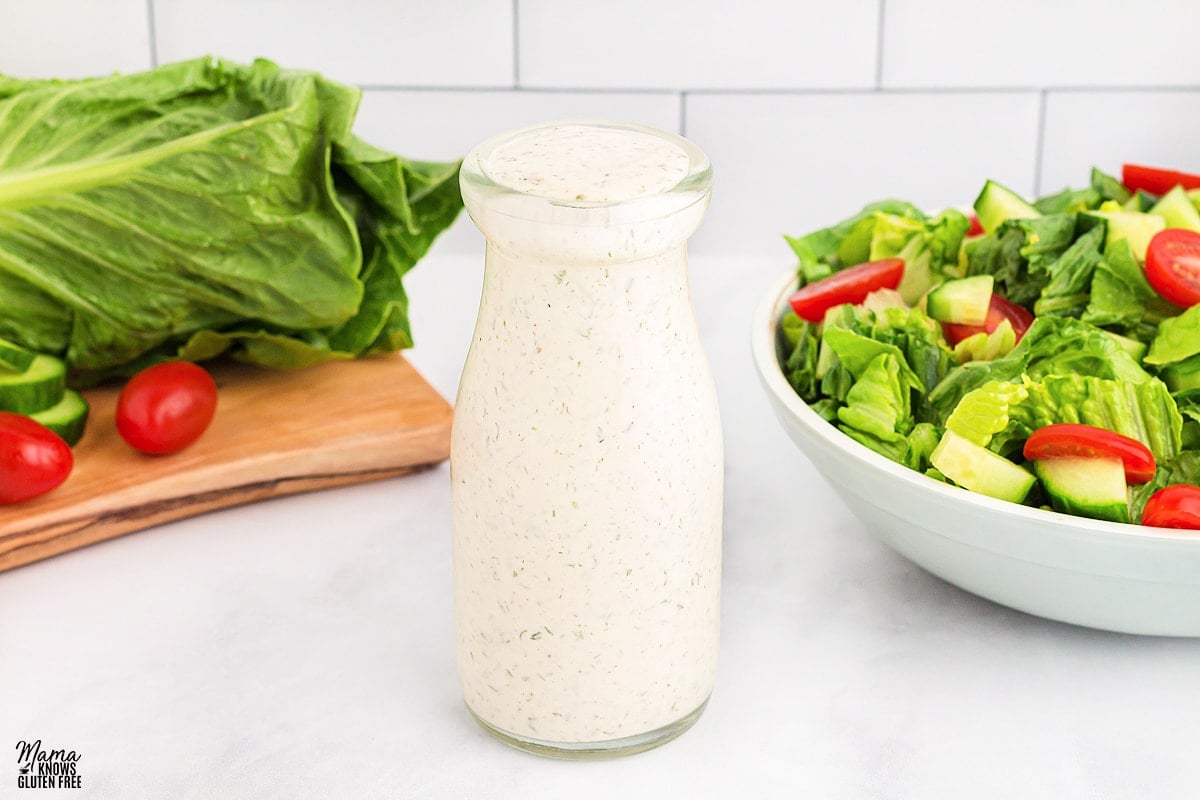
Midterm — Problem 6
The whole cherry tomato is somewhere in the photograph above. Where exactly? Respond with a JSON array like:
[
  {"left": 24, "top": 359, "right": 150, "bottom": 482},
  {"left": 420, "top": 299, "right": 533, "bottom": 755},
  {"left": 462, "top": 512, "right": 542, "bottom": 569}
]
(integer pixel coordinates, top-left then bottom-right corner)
[
  {"left": 116, "top": 362, "right": 218, "bottom": 455},
  {"left": 0, "top": 412, "right": 73, "bottom": 504}
]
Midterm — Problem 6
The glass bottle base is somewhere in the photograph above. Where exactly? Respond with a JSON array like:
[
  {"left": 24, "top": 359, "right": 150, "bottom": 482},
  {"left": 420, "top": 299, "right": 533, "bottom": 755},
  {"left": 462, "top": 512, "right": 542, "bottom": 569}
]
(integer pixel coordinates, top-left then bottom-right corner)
[{"left": 468, "top": 698, "right": 710, "bottom": 760}]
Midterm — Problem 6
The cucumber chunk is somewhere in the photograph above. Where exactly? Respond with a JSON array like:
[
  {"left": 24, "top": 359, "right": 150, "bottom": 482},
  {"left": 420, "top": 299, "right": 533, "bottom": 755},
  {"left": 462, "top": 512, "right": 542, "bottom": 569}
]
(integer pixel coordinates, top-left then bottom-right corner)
[
  {"left": 29, "top": 389, "right": 89, "bottom": 447},
  {"left": 1150, "top": 185, "right": 1200, "bottom": 232},
  {"left": 1081, "top": 210, "right": 1165, "bottom": 262},
  {"left": 926, "top": 275, "right": 994, "bottom": 325},
  {"left": 974, "top": 180, "right": 1040, "bottom": 233},
  {"left": 930, "top": 430, "right": 1036, "bottom": 503},
  {"left": 0, "top": 337, "right": 35, "bottom": 374},
  {"left": 1034, "top": 457, "right": 1129, "bottom": 523},
  {"left": 1162, "top": 354, "right": 1200, "bottom": 393},
  {"left": 0, "top": 354, "right": 66, "bottom": 414}
]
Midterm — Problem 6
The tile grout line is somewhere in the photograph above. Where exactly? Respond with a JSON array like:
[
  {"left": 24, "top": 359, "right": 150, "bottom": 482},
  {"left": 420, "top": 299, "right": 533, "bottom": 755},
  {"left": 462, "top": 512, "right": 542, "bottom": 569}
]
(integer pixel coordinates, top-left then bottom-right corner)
[
  {"left": 875, "top": 0, "right": 887, "bottom": 89},
  {"left": 356, "top": 84, "right": 1200, "bottom": 96},
  {"left": 512, "top": 0, "right": 520, "bottom": 88},
  {"left": 146, "top": 0, "right": 159, "bottom": 67},
  {"left": 1033, "top": 88, "right": 1048, "bottom": 195}
]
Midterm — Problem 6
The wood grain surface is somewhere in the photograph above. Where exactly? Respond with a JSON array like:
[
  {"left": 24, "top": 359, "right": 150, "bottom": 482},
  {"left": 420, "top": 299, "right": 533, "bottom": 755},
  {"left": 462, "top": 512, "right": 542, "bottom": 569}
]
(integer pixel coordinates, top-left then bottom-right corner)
[{"left": 0, "top": 354, "right": 452, "bottom": 573}]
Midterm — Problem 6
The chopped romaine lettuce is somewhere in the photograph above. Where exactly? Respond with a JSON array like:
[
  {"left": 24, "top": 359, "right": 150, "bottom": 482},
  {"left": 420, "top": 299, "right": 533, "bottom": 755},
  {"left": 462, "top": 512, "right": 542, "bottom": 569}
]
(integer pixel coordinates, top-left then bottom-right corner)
[
  {"left": 946, "top": 374, "right": 1181, "bottom": 462},
  {"left": 964, "top": 215, "right": 1077, "bottom": 306}
]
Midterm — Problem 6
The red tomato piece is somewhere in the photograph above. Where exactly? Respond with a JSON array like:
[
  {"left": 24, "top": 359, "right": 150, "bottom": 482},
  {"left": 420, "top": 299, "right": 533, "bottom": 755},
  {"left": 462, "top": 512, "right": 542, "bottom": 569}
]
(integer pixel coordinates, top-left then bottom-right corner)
[
  {"left": 116, "top": 362, "right": 218, "bottom": 455},
  {"left": 966, "top": 215, "right": 985, "bottom": 237},
  {"left": 788, "top": 258, "right": 905, "bottom": 322},
  {"left": 1121, "top": 163, "right": 1200, "bottom": 196},
  {"left": 0, "top": 412, "right": 73, "bottom": 504},
  {"left": 1141, "top": 484, "right": 1200, "bottom": 530},
  {"left": 1023, "top": 423, "right": 1157, "bottom": 484},
  {"left": 941, "top": 294, "right": 1034, "bottom": 345},
  {"left": 1145, "top": 228, "right": 1200, "bottom": 308}
]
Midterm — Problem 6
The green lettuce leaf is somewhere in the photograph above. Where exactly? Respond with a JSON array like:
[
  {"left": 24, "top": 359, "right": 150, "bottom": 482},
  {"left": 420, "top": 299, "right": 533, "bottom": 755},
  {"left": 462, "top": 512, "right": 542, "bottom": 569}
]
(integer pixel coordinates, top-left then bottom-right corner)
[
  {"left": 1081, "top": 238, "right": 1180, "bottom": 342},
  {"left": 1032, "top": 225, "right": 1104, "bottom": 318},
  {"left": 780, "top": 312, "right": 821, "bottom": 402},
  {"left": 1090, "top": 167, "right": 1134, "bottom": 205},
  {"left": 0, "top": 57, "right": 462, "bottom": 381},
  {"left": 1145, "top": 304, "right": 1200, "bottom": 367},
  {"left": 785, "top": 200, "right": 925, "bottom": 284},
  {"left": 817, "top": 304, "right": 952, "bottom": 422},
  {"left": 837, "top": 352, "right": 912, "bottom": 444},
  {"left": 951, "top": 319, "right": 1017, "bottom": 364}
]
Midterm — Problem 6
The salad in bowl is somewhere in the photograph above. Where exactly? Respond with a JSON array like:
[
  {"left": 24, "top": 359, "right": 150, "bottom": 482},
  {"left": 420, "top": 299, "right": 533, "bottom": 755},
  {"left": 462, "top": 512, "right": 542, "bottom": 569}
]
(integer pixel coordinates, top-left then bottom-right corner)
[{"left": 775, "top": 164, "right": 1200, "bottom": 530}]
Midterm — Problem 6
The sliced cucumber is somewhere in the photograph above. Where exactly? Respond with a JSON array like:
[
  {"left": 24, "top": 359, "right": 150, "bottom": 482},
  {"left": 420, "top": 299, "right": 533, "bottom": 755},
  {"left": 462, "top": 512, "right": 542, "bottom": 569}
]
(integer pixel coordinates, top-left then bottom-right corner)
[
  {"left": 1081, "top": 209, "right": 1165, "bottom": 262},
  {"left": 1123, "top": 190, "right": 1159, "bottom": 213},
  {"left": 926, "top": 275, "right": 994, "bottom": 326},
  {"left": 974, "top": 180, "right": 1040, "bottom": 233},
  {"left": 1162, "top": 354, "right": 1200, "bottom": 393},
  {"left": 930, "top": 430, "right": 1036, "bottom": 503},
  {"left": 29, "top": 389, "right": 89, "bottom": 446},
  {"left": 1034, "top": 456, "right": 1129, "bottom": 523},
  {"left": 1150, "top": 185, "right": 1200, "bottom": 231},
  {"left": 0, "top": 336, "right": 34, "bottom": 374},
  {"left": 0, "top": 353, "right": 66, "bottom": 414}
]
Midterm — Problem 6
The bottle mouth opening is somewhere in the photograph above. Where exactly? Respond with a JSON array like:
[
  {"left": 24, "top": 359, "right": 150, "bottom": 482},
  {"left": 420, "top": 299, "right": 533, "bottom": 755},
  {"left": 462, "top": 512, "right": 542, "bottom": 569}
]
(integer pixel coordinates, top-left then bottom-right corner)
[{"left": 460, "top": 120, "right": 713, "bottom": 228}]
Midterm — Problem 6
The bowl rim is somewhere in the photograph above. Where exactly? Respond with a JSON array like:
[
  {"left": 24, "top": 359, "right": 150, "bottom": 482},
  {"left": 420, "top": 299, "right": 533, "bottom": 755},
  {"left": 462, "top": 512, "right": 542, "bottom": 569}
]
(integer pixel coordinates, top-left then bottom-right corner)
[{"left": 751, "top": 268, "right": 1198, "bottom": 545}]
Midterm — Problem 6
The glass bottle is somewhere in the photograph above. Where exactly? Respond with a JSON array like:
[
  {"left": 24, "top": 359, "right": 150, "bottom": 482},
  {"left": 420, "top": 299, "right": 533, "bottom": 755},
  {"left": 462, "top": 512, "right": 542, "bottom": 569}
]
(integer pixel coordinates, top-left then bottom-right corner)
[{"left": 452, "top": 120, "right": 722, "bottom": 758}]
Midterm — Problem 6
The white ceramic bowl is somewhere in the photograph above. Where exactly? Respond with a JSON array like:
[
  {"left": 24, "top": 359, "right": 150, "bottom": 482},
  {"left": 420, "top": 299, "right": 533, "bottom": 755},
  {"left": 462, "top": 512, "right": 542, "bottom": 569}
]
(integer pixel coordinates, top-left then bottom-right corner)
[{"left": 752, "top": 270, "right": 1200, "bottom": 637}]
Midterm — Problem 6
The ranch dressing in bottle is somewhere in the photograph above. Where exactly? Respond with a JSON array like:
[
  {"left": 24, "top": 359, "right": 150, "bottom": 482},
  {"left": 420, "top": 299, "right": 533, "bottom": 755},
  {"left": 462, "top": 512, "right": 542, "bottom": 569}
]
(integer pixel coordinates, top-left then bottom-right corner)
[{"left": 452, "top": 121, "right": 722, "bottom": 758}]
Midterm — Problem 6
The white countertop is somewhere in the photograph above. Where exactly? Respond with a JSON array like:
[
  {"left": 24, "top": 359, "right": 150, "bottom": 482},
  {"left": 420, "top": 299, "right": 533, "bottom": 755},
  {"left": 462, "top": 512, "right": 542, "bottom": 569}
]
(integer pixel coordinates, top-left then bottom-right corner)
[{"left": 3, "top": 255, "right": 1199, "bottom": 799}]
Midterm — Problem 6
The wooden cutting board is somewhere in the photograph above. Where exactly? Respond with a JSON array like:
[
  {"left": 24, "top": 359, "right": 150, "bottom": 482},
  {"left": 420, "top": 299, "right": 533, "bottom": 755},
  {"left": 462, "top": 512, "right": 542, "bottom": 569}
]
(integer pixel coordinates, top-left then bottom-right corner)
[{"left": 0, "top": 354, "right": 453, "bottom": 573}]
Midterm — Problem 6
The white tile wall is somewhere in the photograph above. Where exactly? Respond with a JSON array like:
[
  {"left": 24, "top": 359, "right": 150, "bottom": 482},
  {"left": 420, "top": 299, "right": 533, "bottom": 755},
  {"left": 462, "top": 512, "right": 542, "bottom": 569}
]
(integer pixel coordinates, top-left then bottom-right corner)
[
  {"left": 883, "top": 0, "right": 1200, "bottom": 89},
  {"left": 518, "top": 0, "right": 879, "bottom": 90},
  {"left": 2, "top": 0, "right": 1198, "bottom": 256},
  {"left": 0, "top": 0, "right": 151, "bottom": 78},
  {"left": 686, "top": 92, "right": 1041, "bottom": 258},
  {"left": 153, "top": 0, "right": 514, "bottom": 87},
  {"left": 1040, "top": 90, "right": 1200, "bottom": 196}
]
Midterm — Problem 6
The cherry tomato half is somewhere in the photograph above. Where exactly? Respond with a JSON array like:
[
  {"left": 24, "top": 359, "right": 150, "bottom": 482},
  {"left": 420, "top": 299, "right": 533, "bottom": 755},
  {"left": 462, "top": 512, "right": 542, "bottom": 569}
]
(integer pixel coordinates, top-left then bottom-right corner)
[
  {"left": 1023, "top": 423, "right": 1156, "bottom": 484},
  {"left": 966, "top": 214, "right": 985, "bottom": 238},
  {"left": 116, "top": 362, "right": 218, "bottom": 455},
  {"left": 1145, "top": 228, "right": 1200, "bottom": 308},
  {"left": 1121, "top": 163, "right": 1200, "bottom": 196},
  {"left": 788, "top": 258, "right": 905, "bottom": 322},
  {"left": 941, "top": 294, "right": 1034, "bottom": 346},
  {"left": 0, "top": 412, "right": 73, "bottom": 504},
  {"left": 1141, "top": 484, "right": 1200, "bottom": 530}
]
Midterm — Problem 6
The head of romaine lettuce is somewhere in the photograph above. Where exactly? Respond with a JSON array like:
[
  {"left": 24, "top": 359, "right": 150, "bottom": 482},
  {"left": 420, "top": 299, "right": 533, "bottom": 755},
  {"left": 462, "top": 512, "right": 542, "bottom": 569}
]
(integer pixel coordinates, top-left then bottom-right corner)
[{"left": 0, "top": 57, "right": 462, "bottom": 383}]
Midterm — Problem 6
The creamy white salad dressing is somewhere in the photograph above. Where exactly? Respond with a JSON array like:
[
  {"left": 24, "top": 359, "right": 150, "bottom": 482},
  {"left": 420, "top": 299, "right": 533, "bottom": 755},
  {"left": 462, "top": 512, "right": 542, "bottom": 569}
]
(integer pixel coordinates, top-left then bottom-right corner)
[
  {"left": 452, "top": 122, "right": 721, "bottom": 751},
  {"left": 483, "top": 124, "right": 691, "bottom": 203}
]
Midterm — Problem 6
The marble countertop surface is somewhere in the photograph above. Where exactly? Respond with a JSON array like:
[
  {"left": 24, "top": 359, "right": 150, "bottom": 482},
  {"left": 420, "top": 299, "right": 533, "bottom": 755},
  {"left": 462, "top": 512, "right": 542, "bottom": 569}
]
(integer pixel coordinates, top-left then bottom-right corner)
[{"left": 3, "top": 255, "right": 1199, "bottom": 800}]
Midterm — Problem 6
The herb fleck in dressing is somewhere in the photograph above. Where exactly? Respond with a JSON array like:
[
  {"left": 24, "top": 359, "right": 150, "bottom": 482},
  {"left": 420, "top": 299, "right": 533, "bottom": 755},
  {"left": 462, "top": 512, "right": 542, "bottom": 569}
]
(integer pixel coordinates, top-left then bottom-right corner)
[{"left": 453, "top": 122, "right": 722, "bottom": 754}]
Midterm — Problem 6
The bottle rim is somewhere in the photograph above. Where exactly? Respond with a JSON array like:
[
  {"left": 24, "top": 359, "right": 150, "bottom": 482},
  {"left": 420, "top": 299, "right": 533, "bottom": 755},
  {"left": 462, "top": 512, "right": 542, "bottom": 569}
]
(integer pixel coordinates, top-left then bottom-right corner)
[{"left": 459, "top": 119, "right": 713, "bottom": 228}]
